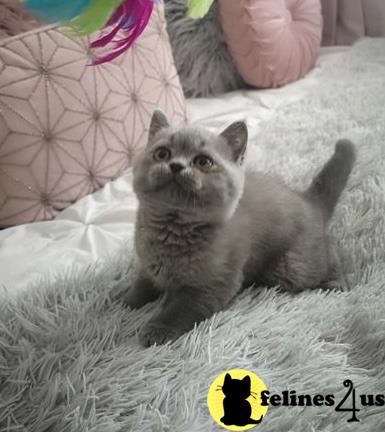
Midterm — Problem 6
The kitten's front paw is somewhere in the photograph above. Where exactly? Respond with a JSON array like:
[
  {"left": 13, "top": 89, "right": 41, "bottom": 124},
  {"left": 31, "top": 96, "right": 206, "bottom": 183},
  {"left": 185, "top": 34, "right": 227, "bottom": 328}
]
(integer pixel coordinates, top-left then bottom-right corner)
[
  {"left": 139, "top": 321, "right": 183, "bottom": 347},
  {"left": 121, "top": 277, "right": 160, "bottom": 309}
]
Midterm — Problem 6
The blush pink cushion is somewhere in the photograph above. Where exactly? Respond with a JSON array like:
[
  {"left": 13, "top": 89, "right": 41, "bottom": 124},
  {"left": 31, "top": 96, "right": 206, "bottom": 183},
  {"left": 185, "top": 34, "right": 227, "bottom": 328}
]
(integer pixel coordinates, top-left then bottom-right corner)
[
  {"left": 0, "top": 3, "right": 186, "bottom": 228},
  {"left": 219, "top": 0, "right": 322, "bottom": 88}
]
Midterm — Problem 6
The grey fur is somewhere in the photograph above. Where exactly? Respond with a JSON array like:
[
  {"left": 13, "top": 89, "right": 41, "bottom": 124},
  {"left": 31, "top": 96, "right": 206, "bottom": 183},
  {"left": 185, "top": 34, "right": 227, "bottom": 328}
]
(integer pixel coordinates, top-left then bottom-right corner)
[
  {"left": 123, "top": 111, "right": 355, "bottom": 346},
  {"left": 164, "top": 0, "right": 245, "bottom": 97}
]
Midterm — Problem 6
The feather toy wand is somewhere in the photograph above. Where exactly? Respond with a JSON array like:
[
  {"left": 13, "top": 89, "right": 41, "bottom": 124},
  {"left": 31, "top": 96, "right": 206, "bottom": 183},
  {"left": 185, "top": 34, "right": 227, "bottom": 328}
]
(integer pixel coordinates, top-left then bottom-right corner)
[{"left": 21, "top": 0, "right": 215, "bottom": 65}]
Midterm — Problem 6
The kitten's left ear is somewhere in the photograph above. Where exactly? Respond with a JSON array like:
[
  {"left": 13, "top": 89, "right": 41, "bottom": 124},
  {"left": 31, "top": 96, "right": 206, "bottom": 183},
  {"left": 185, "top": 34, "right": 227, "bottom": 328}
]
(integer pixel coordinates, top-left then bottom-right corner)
[
  {"left": 242, "top": 375, "right": 251, "bottom": 390},
  {"left": 224, "top": 373, "right": 232, "bottom": 385},
  {"left": 149, "top": 110, "right": 170, "bottom": 141},
  {"left": 220, "top": 121, "right": 248, "bottom": 164}
]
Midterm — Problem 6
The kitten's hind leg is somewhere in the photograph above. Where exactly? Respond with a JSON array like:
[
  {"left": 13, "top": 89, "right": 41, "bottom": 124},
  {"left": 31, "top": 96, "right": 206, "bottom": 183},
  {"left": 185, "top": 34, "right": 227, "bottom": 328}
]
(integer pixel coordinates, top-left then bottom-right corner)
[
  {"left": 122, "top": 273, "right": 161, "bottom": 309},
  {"left": 265, "top": 235, "right": 330, "bottom": 293},
  {"left": 318, "top": 239, "right": 350, "bottom": 291}
]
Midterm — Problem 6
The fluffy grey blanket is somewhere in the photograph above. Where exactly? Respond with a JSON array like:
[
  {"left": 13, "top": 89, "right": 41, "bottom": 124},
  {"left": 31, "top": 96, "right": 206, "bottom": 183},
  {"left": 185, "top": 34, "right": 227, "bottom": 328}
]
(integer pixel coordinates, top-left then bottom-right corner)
[{"left": 1, "top": 39, "right": 385, "bottom": 431}]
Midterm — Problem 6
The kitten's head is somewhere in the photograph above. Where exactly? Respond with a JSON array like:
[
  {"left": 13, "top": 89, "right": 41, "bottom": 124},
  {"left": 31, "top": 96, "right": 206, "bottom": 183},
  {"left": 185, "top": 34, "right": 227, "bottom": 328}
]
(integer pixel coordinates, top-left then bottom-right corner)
[
  {"left": 222, "top": 373, "right": 251, "bottom": 399},
  {"left": 133, "top": 110, "right": 247, "bottom": 220}
]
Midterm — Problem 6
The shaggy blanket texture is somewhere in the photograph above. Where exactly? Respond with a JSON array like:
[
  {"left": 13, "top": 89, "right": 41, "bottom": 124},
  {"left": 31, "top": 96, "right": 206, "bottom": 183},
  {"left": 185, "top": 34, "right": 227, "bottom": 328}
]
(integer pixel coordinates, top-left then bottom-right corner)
[{"left": 1, "top": 39, "right": 385, "bottom": 431}]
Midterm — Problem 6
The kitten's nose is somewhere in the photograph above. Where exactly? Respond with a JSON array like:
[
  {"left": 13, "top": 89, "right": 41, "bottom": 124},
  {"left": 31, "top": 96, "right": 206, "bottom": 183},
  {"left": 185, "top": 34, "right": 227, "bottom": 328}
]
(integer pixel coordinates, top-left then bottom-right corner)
[{"left": 169, "top": 162, "right": 185, "bottom": 174}]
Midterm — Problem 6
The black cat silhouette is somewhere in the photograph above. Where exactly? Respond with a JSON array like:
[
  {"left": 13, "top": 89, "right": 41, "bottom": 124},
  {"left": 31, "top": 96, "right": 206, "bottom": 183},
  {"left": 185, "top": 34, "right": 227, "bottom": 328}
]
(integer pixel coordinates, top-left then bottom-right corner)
[{"left": 220, "top": 373, "right": 263, "bottom": 427}]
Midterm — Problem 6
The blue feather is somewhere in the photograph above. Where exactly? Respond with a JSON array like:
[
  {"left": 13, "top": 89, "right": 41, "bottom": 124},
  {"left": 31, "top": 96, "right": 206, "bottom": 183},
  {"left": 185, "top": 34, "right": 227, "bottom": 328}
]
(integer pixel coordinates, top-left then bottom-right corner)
[{"left": 25, "top": 0, "right": 92, "bottom": 22}]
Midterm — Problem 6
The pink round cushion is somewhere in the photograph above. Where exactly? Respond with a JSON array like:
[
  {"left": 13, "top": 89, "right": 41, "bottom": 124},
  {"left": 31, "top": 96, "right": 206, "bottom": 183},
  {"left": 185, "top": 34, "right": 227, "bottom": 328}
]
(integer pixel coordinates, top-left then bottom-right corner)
[{"left": 219, "top": 0, "right": 322, "bottom": 88}]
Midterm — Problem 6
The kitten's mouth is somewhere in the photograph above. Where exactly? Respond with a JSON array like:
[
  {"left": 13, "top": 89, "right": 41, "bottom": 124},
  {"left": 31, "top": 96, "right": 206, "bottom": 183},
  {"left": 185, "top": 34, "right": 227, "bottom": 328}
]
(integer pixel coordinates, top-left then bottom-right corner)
[
  {"left": 155, "top": 174, "right": 196, "bottom": 191},
  {"left": 174, "top": 175, "right": 203, "bottom": 195},
  {"left": 151, "top": 175, "right": 201, "bottom": 204},
  {"left": 149, "top": 172, "right": 202, "bottom": 206}
]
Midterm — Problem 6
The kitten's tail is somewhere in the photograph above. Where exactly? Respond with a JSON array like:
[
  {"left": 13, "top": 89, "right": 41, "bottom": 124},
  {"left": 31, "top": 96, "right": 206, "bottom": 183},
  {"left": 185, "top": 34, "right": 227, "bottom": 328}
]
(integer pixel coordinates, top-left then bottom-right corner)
[
  {"left": 249, "top": 415, "right": 264, "bottom": 424},
  {"left": 305, "top": 140, "right": 356, "bottom": 221}
]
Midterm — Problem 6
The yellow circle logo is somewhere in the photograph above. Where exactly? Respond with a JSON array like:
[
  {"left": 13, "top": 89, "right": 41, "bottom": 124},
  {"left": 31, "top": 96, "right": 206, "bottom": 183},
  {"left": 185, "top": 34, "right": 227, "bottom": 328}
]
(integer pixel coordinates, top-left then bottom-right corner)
[{"left": 207, "top": 369, "right": 269, "bottom": 431}]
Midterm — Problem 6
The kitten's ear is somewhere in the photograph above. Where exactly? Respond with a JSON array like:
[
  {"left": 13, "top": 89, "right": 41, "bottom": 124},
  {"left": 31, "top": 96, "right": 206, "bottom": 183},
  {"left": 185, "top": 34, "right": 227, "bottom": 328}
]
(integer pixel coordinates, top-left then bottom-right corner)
[
  {"left": 224, "top": 373, "right": 232, "bottom": 385},
  {"left": 220, "top": 121, "right": 248, "bottom": 164},
  {"left": 149, "top": 110, "right": 170, "bottom": 141},
  {"left": 242, "top": 375, "right": 251, "bottom": 390}
]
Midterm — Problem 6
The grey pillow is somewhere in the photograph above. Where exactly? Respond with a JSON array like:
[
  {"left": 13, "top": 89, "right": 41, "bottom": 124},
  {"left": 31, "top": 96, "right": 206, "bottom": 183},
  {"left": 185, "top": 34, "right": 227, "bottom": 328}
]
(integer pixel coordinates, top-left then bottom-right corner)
[{"left": 164, "top": 0, "right": 245, "bottom": 97}]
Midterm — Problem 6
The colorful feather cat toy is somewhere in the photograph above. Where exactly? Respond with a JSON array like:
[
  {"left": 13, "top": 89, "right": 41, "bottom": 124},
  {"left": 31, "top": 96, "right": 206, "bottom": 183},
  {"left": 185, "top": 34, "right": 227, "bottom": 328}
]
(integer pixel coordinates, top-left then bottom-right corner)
[
  {"left": 22, "top": 0, "right": 215, "bottom": 65},
  {"left": 187, "top": 0, "right": 215, "bottom": 19}
]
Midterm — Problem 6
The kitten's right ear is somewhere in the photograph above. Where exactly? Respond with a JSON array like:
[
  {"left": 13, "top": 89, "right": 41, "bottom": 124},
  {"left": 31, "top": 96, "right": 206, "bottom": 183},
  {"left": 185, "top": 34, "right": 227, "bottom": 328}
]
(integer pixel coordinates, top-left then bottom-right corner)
[
  {"left": 220, "top": 121, "right": 248, "bottom": 164},
  {"left": 149, "top": 110, "right": 169, "bottom": 141}
]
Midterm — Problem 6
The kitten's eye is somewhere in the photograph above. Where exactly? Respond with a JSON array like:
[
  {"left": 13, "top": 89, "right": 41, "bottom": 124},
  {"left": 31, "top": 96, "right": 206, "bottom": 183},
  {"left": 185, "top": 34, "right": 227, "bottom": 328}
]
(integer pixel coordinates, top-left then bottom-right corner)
[
  {"left": 153, "top": 146, "right": 171, "bottom": 162},
  {"left": 193, "top": 155, "right": 214, "bottom": 171}
]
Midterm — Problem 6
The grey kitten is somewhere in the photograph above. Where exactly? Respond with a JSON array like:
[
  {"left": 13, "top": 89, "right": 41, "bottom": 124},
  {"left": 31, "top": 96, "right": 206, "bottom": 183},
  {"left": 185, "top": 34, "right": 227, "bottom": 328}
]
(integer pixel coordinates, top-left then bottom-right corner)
[{"left": 123, "top": 110, "right": 355, "bottom": 347}]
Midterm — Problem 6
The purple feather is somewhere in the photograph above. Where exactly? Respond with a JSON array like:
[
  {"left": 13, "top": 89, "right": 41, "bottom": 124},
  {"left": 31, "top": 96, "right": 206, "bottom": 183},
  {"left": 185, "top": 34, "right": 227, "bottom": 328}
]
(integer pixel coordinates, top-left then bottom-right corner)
[{"left": 91, "top": 0, "right": 155, "bottom": 65}]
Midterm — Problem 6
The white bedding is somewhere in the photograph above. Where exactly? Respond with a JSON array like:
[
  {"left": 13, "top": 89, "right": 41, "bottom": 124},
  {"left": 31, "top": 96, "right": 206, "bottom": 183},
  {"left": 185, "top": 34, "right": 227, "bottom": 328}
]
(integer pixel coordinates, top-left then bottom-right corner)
[{"left": 0, "top": 47, "right": 348, "bottom": 297}]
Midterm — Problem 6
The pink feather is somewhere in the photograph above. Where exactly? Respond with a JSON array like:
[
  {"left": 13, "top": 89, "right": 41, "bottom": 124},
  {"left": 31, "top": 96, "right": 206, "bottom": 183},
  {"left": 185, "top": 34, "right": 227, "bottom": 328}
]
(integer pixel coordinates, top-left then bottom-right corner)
[{"left": 91, "top": 0, "right": 155, "bottom": 65}]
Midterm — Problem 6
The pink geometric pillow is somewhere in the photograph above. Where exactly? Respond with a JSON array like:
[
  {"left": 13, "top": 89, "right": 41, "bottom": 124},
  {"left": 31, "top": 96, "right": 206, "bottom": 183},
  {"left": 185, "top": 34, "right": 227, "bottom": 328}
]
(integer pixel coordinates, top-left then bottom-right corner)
[
  {"left": 0, "top": 3, "right": 186, "bottom": 228},
  {"left": 219, "top": 0, "right": 322, "bottom": 88}
]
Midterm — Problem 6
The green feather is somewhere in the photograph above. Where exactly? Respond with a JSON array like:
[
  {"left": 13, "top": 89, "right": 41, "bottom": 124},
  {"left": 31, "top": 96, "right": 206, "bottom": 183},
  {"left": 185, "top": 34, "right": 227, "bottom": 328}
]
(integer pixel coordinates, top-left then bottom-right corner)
[
  {"left": 187, "top": 0, "right": 215, "bottom": 19},
  {"left": 69, "top": 0, "right": 121, "bottom": 36}
]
